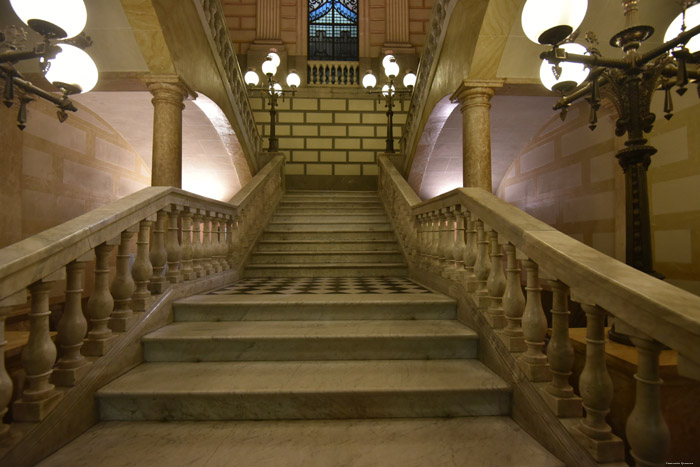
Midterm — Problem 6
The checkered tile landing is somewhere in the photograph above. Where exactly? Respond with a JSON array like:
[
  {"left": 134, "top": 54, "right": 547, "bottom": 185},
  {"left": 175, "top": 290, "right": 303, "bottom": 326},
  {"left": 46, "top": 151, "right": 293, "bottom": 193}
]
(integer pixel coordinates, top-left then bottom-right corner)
[{"left": 209, "top": 277, "right": 432, "bottom": 295}]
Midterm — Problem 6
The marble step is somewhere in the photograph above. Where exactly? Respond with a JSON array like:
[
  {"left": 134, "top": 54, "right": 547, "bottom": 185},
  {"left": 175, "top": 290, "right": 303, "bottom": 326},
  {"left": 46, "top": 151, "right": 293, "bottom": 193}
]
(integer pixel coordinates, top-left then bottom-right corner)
[
  {"left": 244, "top": 263, "right": 408, "bottom": 278},
  {"left": 279, "top": 201, "right": 383, "bottom": 209},
  {"left": 285, "top": 190, "right": 378, "bottom": 197},
  {"left": 142, "top": 320, "right": 477, "bottom": 362},
  {"left": 38, "top": 418, "right": 565, "bottom": 467},
  {"left": 256, "top": 239, "right": 401, "bottom": 252},
  {"left": 173, "top": 294, "right": 457, "bottom": 322},
  {"left": 249, "top": 251, "right": 404, "bottom": 264},
  {"left": 96, "top": 360, "right": 511, "bottom": 421},
  {"left": 275, "top": 207, "right": 387, "bottom": 215},
  {"left": 265, "top": 222, "right": 392, "bottom": 231},
  {"left": 262, "top": 230, "right": 396, "bottom": 241},
  {"left": 282, "top": 195, "right": 381, "bottom": 202},
  {"left": 271, "top": 214, "right": 389, "bottom": 223}
]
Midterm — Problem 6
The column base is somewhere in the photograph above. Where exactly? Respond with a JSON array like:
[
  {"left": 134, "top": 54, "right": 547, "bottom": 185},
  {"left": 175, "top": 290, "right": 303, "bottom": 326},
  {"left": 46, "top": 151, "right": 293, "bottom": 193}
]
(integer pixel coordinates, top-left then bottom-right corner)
[
  {"left": 109, "top": 314, "right": 140, "bottom": 333},
  {"left": 517, "top": 358, "right": 552, "bottom": 382},
  {"left": 82, "top": 334, "right": 121, "bottom": 356},
  {"left": 474, "top": 294, "right": 490, "bottom": 311},
  {"left": 484, "top": 311, "right": 507, "bottom": 329},
  {"left": 540, "top": 388, "right": 583, "bottom": 417},
  {"left": 149, "top": 278, "right": 169, "bottom": 294},
  {"left": 497, "top": 331, "right": 527, "bottom": 352},
  {"left": 130, "top": 295, "right": 156, "bottom": 312},
  {"left": 13, "top": 390, "right": 63, "bottom": 422},
  {"left": 51, "top": 361, "right": 93, "bottom": 387},
  {"left": 166, "top": 273, "right": 182, "bottom": 284},
  {"left": 569, "top": 425, "right": 625, "bottom": 463}
]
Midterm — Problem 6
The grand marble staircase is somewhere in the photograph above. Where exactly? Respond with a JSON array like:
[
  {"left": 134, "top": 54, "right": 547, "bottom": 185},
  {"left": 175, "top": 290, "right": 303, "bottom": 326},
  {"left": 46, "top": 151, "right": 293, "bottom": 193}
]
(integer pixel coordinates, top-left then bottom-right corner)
[{"left": 38, "top": 191, "right": 563, "bottom": 466}]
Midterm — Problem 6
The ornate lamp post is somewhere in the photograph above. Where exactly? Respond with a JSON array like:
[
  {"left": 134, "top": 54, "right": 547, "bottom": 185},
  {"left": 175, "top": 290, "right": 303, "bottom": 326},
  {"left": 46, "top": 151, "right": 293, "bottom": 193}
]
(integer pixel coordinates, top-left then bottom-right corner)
[
  {"left": 522, "top": 0, "right": 700, "bottom": 278},
  {"left": 0, "top": 0, "right": 98, "bottom": 129},
  {"left": 244, "top": 50, "right": 300, "bottom": 152},
  {"left": 362, "top": 54, "right": 416, "bottom": 153}
]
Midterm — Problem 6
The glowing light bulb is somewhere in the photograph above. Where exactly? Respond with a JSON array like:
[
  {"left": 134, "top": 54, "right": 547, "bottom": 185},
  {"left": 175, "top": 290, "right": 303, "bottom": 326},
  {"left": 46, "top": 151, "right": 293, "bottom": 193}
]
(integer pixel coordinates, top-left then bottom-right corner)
[
  {"left": 10, "top": 0, "right": 87, "bottom": 39},
  {"left": 539, "top": 42, "right": 589, "bottom": 92},
  {"left": 665, "top": 3, "right": 700, "bottom": 54},
  {"left": 521, "top": 0, "right": 588, "bottom": 45},
  {"left": 44, "top": 43, "right": 98, "bottom": 93},
  {"left": 244, "top": 69, "right": 260, "bottom": 86},
  {"left": 362, "top": 71, "right": 377, "bottom": 89}
]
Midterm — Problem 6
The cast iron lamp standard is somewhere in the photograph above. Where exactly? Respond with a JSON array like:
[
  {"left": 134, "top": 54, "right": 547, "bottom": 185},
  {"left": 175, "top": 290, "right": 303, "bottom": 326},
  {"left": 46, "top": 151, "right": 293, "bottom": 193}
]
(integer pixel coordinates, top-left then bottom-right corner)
[
  {"left": 362, "top": 55, "right": 416, "bottom": 153},
  {"left": 0, "top": 0, "right": 99, "bottom": 129},
  {"left": 521, "top": 0, "right": 700, "bottom": 279},
  {"left": 244, "top": 51, "right": 301, "bottom": 152}
]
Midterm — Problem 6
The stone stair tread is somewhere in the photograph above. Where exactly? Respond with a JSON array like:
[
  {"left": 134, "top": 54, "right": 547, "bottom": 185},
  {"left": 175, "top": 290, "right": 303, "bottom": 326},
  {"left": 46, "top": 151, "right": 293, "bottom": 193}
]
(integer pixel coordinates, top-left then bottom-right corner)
[
  {"left": 143, "top": 320, "right": 478, "bottom": 340},
  {"left": 177, "top": 293, "right": 454, "bottom": 306},
  {"left": 264, "top": 227, "right": 394, "bottom": 232},
  {"left": 39, "top": 418, "right": 564, "bottom": 467},
  {"left": 97, "top": 360, "right": 509, "bottom": 395},
  {"left": 252, "top": 250, "right": 400, "bottom": 255}
]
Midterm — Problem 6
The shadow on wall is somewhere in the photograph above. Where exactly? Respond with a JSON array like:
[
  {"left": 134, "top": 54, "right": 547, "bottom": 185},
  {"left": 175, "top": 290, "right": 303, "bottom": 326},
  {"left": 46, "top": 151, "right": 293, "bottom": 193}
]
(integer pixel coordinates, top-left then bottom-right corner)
[{"left": 497, "top": 92, "right": 700, "bottom": 295}]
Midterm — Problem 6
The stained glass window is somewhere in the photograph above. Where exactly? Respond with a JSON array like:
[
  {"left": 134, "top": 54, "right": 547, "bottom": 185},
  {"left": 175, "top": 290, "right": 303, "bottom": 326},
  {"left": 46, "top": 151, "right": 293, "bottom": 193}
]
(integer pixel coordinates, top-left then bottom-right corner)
[{"left": 308, "top": 0, "right": 358, "bottom": 61}]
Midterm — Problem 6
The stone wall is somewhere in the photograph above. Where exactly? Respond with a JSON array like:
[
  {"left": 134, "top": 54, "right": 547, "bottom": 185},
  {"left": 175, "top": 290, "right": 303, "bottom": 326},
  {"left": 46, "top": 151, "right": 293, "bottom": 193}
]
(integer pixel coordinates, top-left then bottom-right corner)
[
  {"left": 497, "top": 94, "right": 700, "bottom": 295},
  {"left": 250, "top": 89, "right": 408, "bottom": 189},
  {"left": 0, "top": 98, "right": 151, "bottom": 248}
]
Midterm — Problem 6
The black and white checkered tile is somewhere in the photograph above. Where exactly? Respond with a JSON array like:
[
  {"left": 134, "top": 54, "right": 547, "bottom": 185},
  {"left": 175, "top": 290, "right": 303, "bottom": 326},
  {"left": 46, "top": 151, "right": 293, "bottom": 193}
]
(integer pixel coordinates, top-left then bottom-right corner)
[{"left": 209, "top": 277, "right": 432, "bottom": 295}]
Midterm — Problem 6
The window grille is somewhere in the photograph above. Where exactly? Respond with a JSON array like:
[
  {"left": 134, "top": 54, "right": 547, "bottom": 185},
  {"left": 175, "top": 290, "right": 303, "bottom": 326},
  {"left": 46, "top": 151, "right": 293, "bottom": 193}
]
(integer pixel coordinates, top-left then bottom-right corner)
[{"left": 308, "top": 0, "right": 358, "bottom": 61}]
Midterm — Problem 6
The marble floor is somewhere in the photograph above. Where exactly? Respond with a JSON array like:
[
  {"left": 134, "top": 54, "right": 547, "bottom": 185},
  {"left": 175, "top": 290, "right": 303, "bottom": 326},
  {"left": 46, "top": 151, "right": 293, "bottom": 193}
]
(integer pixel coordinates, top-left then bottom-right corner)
[
  {"left": 39, "top": 417, "right": 564, "bottom": 467},
  {"left": 209, "top": 277, "right": 432, "bottom": 295}
]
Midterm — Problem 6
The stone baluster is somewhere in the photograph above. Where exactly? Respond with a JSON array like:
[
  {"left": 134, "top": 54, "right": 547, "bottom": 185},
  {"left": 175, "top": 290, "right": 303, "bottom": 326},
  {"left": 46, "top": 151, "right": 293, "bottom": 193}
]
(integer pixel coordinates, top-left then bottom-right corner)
[
  {"left": 110, "top": 228, "right": 138, "bottom": 332},
  {"left": 485, "top": 231, "right": 506, "bottom": 328},
  {"left": 53, "top": 256, "right": 93, "bottom": 386},
  {"left": 577, "top": 303, "right": 624, "bottom": 462},
  {"left": 625, "top": 332, "right": 671, "bottom": 467},
  {"left": 226, "top": 215, "right": 236, "bottom": 269},
  {"left": 83, "top": 242, "right": 118, "bottom": 356},
  {"left": 216, "top": 215, "right": 229, "bottom": 271},
  {"left": 437, "top": 208, "right": 449, "bottom": 272},
  {"left": 165, "top": 205, "right": 182, "bottom": 283},
  {"left": 473, "top": 219, "right": 490, "bottom": 299},
  {"left": 0, "top": 310, "right": 12, "bottom": 435},
  {"left": 180, "top": 209, "right": 194, "bottom": 280},
  {"left": 441, "top": 207, "right": 457, "bottom": 279},
  {"left": 416, "top": 214, "right": 427, "bottom": 269},
  {"left": 14, "top": 276, "right": 64, "bottom": 421},
  {"left": 410, "top": 212, "right": 421, "bottom": 265},
  {"left": 131, "top": 219, "right": 154, "bottom": 311},
  {"left": 209, "top": 214, "right": 222, "bottom": 273},
  {"left": 500, "top": 243, "right": 526, "bottom": 352},
  {"left": 450, "top": 207, "right": 466, "bottom": 281},
  {"left": 149, "top": 209, "right": 168, "bottom": 294},
  {"left": 192, "top": 210, "right": 204, "bottom": 278},
  {"left": 201, "top": 214, "right": 214, "bottom": 275},
  {"left": 463, "top": 212, "right": 478, "bottom": 284},
  {"left": 518, "top": 259, "right": 550, "bottom": 381},
  {"left": 543, "top": 281, "right": 582, "bottom": 417},
  {"left": 430, "top": 211, "right": 441, "bottom": 272}
]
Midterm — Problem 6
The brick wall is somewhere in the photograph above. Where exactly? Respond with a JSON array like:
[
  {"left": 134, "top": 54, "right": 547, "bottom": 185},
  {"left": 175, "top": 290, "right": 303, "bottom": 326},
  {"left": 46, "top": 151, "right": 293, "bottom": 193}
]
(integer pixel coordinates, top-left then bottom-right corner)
[{"left": 251, "top": 91, "right": 408, "bottom": 179}]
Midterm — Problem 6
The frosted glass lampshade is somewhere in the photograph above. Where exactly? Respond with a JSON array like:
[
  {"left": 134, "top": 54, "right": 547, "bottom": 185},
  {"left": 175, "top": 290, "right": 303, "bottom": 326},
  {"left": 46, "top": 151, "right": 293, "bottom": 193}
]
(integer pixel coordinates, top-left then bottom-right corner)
[
  {"left": 261, "top": 59, "right": 277, "bottom": 76},
  {"left": 244, "top": 69, "right": 260, "bottom": 86},
  {"left": 384, "top": 60, "right": 399, "bottom": 79},
  {"left": 381, "top": 84, "right": 395, "bottom": 97},
  {"left": 664, "top": 3, "right": 700, "bottom": 54},
  {"left": 286, "top": 70, "right": 301, "bottom": 88},
  {"left": 521, "top": 0, "right": 588, "bottom": 45},
  {"left": 539, "top": 42, "right": 589, "bottom": 92},
  {"left": 362, "top": 71, "right": 377, "bottom": 89},
  {"left": 272, "top": 83, "right": 282, "bottom": 96},
  {"left": 45, "top": 43, "right": 98, "bottom": 93},
  {"left": 10, "top": 0, "right": 87, "bottom": 39},
  {"left": 267, "top": 52, "right": 281, "bottom": 68},
  {"left": 403, "top": 72, "right": 417, "bottom": 89},
  {"left": 382, "top": 54, "right": 396, "bottom": 69}
]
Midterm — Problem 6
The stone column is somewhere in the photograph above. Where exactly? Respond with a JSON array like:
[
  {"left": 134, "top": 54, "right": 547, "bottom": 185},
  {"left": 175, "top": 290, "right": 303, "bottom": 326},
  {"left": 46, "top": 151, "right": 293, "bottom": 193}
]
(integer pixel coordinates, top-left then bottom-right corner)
[
  {"left": 384, "top": 0, "right": 411, "bottom": 49},
  {"left": 142, "top": 76, "right": 191, "bottom": 188},
  {"left": 256, "top": 0, "right": 281, "bottom": 42},
  {"left": 451, "top": 80, "right": 503, "bottom": 191}
]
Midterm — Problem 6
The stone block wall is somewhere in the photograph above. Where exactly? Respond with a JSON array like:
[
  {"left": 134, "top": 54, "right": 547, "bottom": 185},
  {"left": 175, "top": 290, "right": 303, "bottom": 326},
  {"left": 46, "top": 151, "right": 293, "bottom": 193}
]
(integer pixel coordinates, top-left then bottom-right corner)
[{"left": 250, "top": 90, "right": 408, "bottom": 186}]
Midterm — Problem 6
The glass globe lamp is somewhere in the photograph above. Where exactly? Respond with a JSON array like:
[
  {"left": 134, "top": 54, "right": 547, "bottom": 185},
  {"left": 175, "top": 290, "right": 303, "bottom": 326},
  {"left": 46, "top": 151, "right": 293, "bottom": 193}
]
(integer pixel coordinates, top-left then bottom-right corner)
[
  {"left": 261, "top": 59, "right": 277, "bottom": 77},
  {"left": 521, "top": 0, "right": 588, "bottom": 45},
  {"left": 362, "top": 71, "right": 377, "bottom": 89},
  {"left": 539, "top": 42, "right": 589, "bottom": 92},
  {"left": 10, "top": 0, "right": 88, "bottom": 39},
  {"left": 244, "top": 69, "right": 260, "bottom": 86},
  {"left": 664, "top": 3, "right": 700, "bottom": 54},
  {"left": 286, "top": 70, "right": 301, "bottom": 88},
  {"left": 403, "top": 72, "right": 417, "bottom": 89},
  {"left": 44, "top": 43, "right": 98, "bottom": 93},
  {"left": 381, "top": 84, "right": 395, "bottom": 97},
  {"left": 384, "top": 60, "right": 399, "bottom": 79}
]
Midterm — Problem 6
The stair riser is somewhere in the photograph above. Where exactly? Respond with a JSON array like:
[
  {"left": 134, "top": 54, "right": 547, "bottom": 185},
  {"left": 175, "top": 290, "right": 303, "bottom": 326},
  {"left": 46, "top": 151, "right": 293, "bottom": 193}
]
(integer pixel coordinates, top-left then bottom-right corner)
[
  {"left": 262, "top": 231, "right": 396, "bottom": 241},
  {"left": 98, "top": 390, "right": 511, "bottom": 421},
  {"left": 276, "top": 208, "right": 386, "bottom": 215},
  {"left": 279, "top": 202, "right": 382, "bottom": 209},
  {"left": 272, "top": 215, "right": 389, "bottom": 223},
  {"left": 282, "top": 197, "right": 380, "bottom": 203},
  {"left": 244, "top": 266, "right": 409, "bottom": 278},
  {"left": 266, "top": 223, "right": 392, "bottom": 232},
  {"left": 256, "top": 242, "right": 400, "bottom": 252},
  {"left": 250, "top": 253, "right": 405, "bottom": 264},
  {"left": 143, "top": 337, "right": 477, "bottom": 362},
  {"left": 173, "top": 303, "right": 457, "bottom": 322}
]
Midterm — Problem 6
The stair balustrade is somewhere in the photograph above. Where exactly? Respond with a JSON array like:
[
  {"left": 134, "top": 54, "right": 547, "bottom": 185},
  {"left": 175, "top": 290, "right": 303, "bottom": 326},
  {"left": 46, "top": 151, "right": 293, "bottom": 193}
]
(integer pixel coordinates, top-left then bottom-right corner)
[
  {"left": 0, "top": 156, "right": 284, "bottom": 450},
  {"left": 378, "top": 154, "right": 700, "bottom": 466}
]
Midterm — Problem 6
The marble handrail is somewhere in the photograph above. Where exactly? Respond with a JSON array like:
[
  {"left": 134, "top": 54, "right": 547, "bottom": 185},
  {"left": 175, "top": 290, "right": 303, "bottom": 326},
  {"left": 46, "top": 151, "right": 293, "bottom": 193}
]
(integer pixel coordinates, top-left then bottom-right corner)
[{"left": 378, "top": 154, "right": 698, "bottom": 465}]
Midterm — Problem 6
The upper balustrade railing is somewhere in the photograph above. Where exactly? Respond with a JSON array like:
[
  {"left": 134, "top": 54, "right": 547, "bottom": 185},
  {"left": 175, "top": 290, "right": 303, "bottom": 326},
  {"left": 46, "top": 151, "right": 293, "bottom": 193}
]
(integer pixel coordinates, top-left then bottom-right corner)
[
  {"left": 399, "top": 0, "right": 457, "bottom": 172},
  {"left": 0, "top": 156, "right": 284, "bottom": 444},
  {"left": 378, "top": 154, "right": 700, "bottom": 466},
  {"left": 197, "top": 0, "right": 263, "bottom": 166},
  {"left": 307, "top": 61, "right": 361, "bottom": 86}
]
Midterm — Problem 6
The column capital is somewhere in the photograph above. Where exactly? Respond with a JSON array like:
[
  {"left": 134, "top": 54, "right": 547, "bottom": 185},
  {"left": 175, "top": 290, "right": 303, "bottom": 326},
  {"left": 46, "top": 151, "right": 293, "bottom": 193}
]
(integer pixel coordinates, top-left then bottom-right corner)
[
  {"left": 450, "top": 79, "right": 504, "bottom": 105},
  {"left": 140, "top": 75, "right": 195, "bottom": 102}
]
